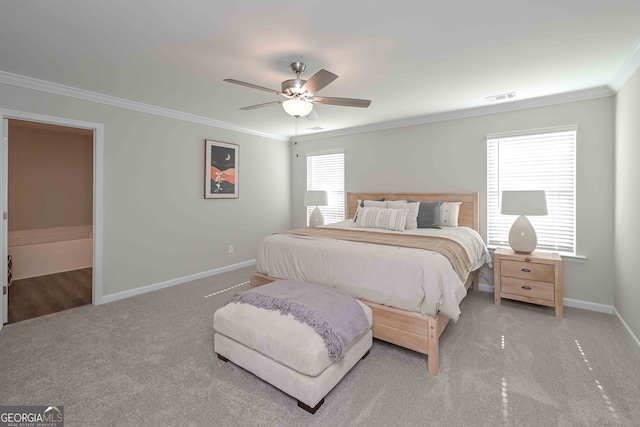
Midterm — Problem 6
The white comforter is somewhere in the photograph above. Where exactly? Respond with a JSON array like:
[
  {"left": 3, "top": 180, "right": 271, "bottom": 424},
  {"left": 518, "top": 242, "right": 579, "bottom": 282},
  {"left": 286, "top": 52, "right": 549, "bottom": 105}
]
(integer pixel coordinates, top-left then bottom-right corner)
[{"left": 256, "top": 221, "right": 491, "bottom": 321}]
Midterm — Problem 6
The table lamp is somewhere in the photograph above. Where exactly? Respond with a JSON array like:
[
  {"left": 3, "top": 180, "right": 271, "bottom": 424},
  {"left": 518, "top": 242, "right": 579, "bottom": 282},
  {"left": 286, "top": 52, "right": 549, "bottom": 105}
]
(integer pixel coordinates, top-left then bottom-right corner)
[
  {"left": 501, "top": 190, "right": 548, "bottom": 254},
  {"left": 305, "top": 190, "right": 329, "bottom": 227}
]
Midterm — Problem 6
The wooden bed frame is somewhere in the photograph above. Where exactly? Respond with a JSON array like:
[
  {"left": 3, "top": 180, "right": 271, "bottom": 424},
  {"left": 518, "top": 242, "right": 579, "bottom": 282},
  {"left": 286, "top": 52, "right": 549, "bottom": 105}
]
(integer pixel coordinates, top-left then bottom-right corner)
[{"left": 250, "top": 192, "right": 480, "bottom": 375}]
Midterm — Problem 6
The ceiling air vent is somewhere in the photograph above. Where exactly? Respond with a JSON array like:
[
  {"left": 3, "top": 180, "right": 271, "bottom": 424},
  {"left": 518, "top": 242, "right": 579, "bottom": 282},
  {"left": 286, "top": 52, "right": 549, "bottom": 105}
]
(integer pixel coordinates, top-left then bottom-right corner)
[
  {"left": 485, "top": 92, "right": 516, "bottom": 102},
  {"left": 306, "top": 126, "right": 325, "bottom": 131}
]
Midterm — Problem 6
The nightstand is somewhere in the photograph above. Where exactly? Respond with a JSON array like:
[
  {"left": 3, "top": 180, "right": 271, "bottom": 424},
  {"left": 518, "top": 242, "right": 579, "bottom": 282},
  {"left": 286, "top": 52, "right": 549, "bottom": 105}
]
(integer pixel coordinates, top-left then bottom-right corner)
[{"left": 493, "top": 248, "right": 563, "bottom": 319}]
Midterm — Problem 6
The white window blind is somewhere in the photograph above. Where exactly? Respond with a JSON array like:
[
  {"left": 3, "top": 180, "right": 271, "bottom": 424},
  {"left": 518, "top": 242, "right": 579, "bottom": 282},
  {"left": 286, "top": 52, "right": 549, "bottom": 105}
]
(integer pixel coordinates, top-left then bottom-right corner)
[
  {"left": 487, "top": 129, "right": 576, "bottom": 254},
  {"left": 307, "top": 151, "right": 345, "bottom": 225}
]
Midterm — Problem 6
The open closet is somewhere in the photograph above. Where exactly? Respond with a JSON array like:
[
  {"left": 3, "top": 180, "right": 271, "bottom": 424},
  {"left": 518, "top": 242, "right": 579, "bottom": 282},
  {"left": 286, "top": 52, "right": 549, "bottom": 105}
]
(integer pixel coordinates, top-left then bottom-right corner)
[{"left": 6, "top": 119, "right": 94, "bottom": 323}]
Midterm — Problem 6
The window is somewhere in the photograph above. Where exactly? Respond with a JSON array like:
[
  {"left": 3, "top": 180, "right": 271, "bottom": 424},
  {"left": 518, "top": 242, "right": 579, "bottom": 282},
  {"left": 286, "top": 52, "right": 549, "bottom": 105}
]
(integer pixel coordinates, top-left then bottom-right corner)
[
  {"left": 306, "top": 151, "right": 345, "bottom": 225},
  {"left": 487, "top": 127, "right": 576, "bottom": 254}
]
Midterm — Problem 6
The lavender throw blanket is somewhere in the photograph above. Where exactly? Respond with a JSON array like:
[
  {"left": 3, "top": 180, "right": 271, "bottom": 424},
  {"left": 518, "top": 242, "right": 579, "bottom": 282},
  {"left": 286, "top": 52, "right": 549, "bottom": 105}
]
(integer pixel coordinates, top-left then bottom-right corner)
[{"left": 228, "top": 280, "right": 369, "bottom": 361}]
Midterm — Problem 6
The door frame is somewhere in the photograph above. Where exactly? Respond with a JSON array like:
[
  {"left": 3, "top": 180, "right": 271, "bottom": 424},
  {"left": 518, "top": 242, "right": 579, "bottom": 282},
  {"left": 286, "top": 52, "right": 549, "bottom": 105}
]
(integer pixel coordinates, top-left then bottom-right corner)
[{"left": 0, "top": 109, "right": 104, "bottom": 328}]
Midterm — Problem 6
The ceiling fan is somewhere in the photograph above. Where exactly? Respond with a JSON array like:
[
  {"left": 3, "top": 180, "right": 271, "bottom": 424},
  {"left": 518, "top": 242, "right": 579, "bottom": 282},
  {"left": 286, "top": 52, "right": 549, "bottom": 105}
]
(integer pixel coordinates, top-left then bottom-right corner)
[{"left": 224, "top": 62, "right": 371, "bottom": 119}]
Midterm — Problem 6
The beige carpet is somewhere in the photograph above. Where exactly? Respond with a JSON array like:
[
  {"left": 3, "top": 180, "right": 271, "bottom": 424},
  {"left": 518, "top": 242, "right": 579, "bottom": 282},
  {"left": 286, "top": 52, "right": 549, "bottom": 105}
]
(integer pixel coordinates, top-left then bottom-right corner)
[{"left": 1, "top": 266, "right": 639, "bottom": 426}]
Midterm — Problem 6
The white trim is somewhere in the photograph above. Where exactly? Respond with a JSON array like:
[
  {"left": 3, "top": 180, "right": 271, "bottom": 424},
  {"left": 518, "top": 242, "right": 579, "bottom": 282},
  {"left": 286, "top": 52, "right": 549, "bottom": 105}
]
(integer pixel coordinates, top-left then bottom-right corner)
[
  {"left": 293, "top": 86, "right": 613, "bottom": 142},
  {"left": 454, "top": 285, "right": 637, "bottom": 349},
  {"left": 613, "top": 307, "right": 640, "bottom": 350},
  {"left": 100, "top": 259, "right": 256, "bottom": 304},
  {"left": 305, "top": 148, "right": 345, "bottom": 157},
  {"left": 486, "top": 124, "right": 578, "bottom": 140},
  {"left": 93, "top": 118, "right": 104, "bottom": 304},
  {"left": 481, "top": 284, "right": 615, "bottom": 315},
  {"left": 478, "top": 283, "right": 493, "bottom": 293},
  {"left": 0, "top": 71, "right": 287, "bottom": 142},
  {"left": 0, "top": 70, "right": 614, "bottom": 143},
  {"left": 563, "top": 297, "right": 613, "bottom": 314},
  {"left": 559, "top": 254, "right": 587, "bottom": 263},
  {"left": 0, "top": 109, "right": 103, "bottom": 132},
  {"left": 1, "top": 119, "right": 7, "bottom": 327},
  {"left": 0, "top": 108, "right": 104, "bottom": 313},
  {"left": 608, "top": 38, "right": 640, "bottom": 92}
]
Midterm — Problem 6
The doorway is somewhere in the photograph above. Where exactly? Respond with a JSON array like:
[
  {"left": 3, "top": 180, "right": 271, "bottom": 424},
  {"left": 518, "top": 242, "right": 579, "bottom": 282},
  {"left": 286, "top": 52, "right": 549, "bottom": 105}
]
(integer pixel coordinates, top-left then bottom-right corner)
[
  {"left": 7, "top": 120, "right": 93, "bottom": 322},
  {"left": 1, "top": 110, "right": 104, "bottom": 328}
]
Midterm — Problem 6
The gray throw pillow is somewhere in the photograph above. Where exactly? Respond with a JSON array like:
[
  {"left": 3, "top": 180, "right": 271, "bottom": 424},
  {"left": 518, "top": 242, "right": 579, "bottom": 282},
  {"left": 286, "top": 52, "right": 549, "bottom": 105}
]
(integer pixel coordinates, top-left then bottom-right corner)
[{"left": 408, "top": 199, "right": 442, "bottom": 229}]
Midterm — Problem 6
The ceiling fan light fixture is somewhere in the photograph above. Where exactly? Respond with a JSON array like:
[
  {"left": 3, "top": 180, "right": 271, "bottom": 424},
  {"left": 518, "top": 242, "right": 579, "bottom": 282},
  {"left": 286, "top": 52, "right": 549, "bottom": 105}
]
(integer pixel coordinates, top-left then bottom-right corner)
[
  {"left": 225, "top": 61, "right": 370, "bottom": 116},
  {"left": 283, "top": 99, "right": 313, "bottom": 117}
]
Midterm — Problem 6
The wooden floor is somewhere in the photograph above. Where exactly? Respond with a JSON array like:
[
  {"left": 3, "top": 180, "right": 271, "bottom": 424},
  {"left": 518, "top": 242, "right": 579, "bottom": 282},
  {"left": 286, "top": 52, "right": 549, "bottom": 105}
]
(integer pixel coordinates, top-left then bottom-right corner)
[{"left": 8, "top": 268, "right": 92, "bottom": 324}]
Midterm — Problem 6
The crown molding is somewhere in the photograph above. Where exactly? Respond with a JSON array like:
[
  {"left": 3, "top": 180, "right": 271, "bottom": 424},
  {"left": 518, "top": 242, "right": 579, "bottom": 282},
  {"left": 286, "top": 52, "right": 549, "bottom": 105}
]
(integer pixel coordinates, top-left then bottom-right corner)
[
  {"left": 608, "top": 38, "right": 640, "bottom": 92},
  {"left": 0, "top": 71, "right": 288, "bottom": 142},
  {"left": 294, "top": 86, "right": 614, "bottom": 142},
  {"left": 0, "top": 70, "right": 620, "bottom": 144}
]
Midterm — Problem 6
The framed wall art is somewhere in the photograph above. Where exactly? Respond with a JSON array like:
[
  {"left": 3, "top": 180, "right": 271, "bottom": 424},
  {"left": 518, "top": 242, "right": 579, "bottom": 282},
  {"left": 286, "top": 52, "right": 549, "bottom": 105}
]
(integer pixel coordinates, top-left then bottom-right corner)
[{"left": 205, "top": 140, "right": 239, "bottom": 199}]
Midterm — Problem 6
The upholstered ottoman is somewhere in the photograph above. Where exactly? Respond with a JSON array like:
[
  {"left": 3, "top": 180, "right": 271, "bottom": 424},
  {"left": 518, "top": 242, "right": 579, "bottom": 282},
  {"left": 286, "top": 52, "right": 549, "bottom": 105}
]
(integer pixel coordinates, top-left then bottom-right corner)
[{"left": 213, "top": 280, "right": 372, "bottom": 414}]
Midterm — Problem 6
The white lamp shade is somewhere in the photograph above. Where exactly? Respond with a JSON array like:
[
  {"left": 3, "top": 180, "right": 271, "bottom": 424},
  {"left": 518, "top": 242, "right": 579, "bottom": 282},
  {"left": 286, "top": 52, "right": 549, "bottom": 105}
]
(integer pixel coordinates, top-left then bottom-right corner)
[
  {"left": 283, "top": 99, "right": 313, "bottom": 117},
  {"left": 501, "top": 190, "right": 548, "bottom": 216},
  {"left": 304, "top": 190, "right": 329, "bottom": 207}
]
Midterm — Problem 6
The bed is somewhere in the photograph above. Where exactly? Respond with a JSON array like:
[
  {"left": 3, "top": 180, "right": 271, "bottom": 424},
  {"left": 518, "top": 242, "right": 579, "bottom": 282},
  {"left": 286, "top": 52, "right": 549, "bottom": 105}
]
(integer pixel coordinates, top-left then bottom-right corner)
[{"left": 250, "top": 192, "right": 489, "bottom": 375}]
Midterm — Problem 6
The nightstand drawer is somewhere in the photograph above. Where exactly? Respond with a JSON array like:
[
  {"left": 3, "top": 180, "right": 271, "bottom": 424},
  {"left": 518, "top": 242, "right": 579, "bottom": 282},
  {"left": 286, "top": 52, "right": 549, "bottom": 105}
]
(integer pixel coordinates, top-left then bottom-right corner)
[
  {"left": 501, "top": 276, "right": 554, "bottom": 301},
  {"left": 501, "top": 260, "right": 555, "bottom": 282}
]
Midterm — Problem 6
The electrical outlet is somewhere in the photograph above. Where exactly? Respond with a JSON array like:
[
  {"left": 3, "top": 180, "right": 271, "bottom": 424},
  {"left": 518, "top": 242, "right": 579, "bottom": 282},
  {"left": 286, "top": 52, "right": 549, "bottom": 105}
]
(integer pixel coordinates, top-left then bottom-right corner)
[{"left": 228, "top": 245, "right": 234, "bottom": 254}]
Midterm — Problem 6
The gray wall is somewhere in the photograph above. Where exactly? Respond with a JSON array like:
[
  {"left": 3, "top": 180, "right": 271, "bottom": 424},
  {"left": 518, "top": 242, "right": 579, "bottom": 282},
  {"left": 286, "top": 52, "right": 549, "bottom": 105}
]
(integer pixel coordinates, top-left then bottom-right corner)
[
  {"left": 1, "top": 83, "right": 291, "bottom": 297},
  {"left": 292, "top": 98, "right": 615, "bottom": 306},
  {"left": 1, "top": 79, "right": 626, "bottom": 319},
  {"left": 614, "top": 67, "right": 640, "bottom": 341},
  {"left": 8, "top": 121, "right": 93, "bottom": 231}
]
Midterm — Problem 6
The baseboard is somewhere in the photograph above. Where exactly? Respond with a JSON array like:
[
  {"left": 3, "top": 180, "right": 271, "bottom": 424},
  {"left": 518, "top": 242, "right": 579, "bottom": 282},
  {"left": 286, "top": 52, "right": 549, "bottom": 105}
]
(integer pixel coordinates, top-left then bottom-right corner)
[
  {"left": 562, "top": 298, "right": 613, "bottom": 314},
  {"left": 478, "top": 283, "right": 493, "bottom": 293},
  {"left": 478, "top": 284, "right": 615, "bottom": 314},
  {"left": 613, "top": 308, "right": 640, "bottom": 350},
  {"left": 100, "top": 260, "right": 256, "bottom": 304}
]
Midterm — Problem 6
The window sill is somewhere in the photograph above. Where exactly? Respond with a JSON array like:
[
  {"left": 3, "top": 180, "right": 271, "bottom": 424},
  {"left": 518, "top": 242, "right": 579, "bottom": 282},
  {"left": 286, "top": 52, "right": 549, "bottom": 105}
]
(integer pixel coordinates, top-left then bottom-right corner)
[{"left": 487, "top": 246, "right": 586, "bottom": 263}]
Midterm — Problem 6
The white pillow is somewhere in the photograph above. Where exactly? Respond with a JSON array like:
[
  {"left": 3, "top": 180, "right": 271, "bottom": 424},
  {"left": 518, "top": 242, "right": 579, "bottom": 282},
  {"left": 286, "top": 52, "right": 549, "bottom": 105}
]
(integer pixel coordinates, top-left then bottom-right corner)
[
  {"left": 440, "top": 202, "right": 462, "bottom": 227},
  {"left": 355, "top": 207, "right": 409, "bottom": 231},
  {"left": 387, "top": 200, "right": 419, "bottom": 230},
  {"left": 354, "top": 199, "right": 388, "bottom": 221},
  {"left": 363, "top": 200, "right": 388, "bottom": 208}
]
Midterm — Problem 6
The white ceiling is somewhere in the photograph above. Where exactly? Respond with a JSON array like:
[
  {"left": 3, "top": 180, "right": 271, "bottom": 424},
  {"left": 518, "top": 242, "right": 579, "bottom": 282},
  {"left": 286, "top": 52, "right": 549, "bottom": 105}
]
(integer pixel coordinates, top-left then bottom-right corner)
[{"left": 1, "top": 0, "right": 639, "bottom": 139}]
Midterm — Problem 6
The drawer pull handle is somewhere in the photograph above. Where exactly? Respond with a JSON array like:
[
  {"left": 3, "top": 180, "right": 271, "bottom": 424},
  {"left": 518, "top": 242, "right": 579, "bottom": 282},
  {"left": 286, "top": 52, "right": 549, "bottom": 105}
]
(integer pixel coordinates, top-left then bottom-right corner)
[
  {"left": 522, "top": 285, "right": 532, "bottom": 290},
  {"left": 521, "top": 268, "right": 532, "bottom": 273}
]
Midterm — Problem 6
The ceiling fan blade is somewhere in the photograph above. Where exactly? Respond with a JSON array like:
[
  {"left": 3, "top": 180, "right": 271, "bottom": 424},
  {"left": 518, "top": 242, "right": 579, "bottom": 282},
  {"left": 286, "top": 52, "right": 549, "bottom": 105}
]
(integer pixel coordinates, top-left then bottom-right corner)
[
  {"left": 313, "top": 96, "right": 371, "bottom": 108},
  {"left": 224, "top": 79, "right": 282, "bottom": 95},
  {"left": 240, "top": 101, "right": 283, "bottom": 110},
  {"left": 301, "top": 69, "right": 338, "bottom": 95},
  {"left": 305, "top": 109, "right": 320, "bottom": 121}
]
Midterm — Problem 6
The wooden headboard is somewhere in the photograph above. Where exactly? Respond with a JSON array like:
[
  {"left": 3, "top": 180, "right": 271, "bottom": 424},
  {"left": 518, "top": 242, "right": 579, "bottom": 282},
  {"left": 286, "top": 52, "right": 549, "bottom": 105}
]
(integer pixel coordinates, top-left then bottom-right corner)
[{"left": 346, "top": 192, "right": 479, "bottom": 232}]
